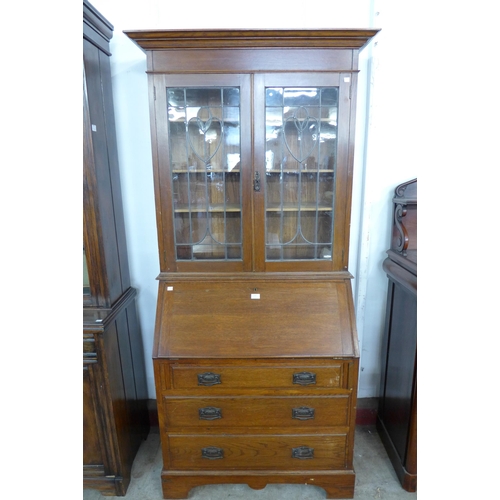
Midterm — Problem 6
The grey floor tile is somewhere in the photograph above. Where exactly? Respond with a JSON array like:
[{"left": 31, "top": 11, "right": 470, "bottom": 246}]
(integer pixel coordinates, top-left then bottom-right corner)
[{"left": 353, "top": 426, "right": 416, "bottom": 499}]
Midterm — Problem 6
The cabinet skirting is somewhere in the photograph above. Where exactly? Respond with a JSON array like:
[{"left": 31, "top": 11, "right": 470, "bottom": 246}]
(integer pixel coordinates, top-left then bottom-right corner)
[
  {"left": 376, "top": 417, "right": 417, "bottom": 492},
  {"left": 161, "top": 470, "right": 356, "bottom": 499}
]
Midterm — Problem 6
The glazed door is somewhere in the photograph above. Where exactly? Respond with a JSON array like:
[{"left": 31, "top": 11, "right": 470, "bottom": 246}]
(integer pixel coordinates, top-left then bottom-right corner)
[
  {"left": 153, "top": 74, "right": 253, "bottom": 272},
  {"left": 253, "top": 73, "right": 352, "bottom": 272},
  {"left": 153, "top": 72, "right": 352, "bottom": 273}
]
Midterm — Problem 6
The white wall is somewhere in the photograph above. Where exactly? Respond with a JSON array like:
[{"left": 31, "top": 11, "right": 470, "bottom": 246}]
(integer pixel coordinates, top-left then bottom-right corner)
[{"left": 88, "top": 0, "right": 417, "bottom": 399}]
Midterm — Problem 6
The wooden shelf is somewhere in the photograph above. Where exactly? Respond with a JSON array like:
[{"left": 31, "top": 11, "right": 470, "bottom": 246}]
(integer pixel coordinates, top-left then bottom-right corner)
[
  {"left": 172, "top": 168, "right": 241, "bottom": 174},
  {"left": 174, "top": 203, "right": 241, "bottom": 213},
  {"left": 174, "top": 203, "right": 332, "bottom": 213},
  {"left": 172, "top": 169, "right": 334, "bottom": 174},
  {"left": 266, "top": 169, "right": 335, "bottom": 174},
  {"left": 266, "top": 203, "right": 333, "bottom": 212}
]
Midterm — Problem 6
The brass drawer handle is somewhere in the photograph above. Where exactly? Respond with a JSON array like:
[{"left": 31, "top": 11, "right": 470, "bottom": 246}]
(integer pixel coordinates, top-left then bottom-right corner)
[
  {"left": 292, "top": 446, "right": 314, "bottom": 459},
  {"left": 197, "top": 372, "right": 221, "bottom": 386},
  {"left": 292, "top": 406, "right": 315, "bottom": 420},
  {"left": 293, "top": 371, "right": 316, "bottom": 385},
  {"left": 201, "top": 446, "right": 224, "bottom": 460},
  {"left": 199, "top": 406, "right": 222, "bottom": 420}
]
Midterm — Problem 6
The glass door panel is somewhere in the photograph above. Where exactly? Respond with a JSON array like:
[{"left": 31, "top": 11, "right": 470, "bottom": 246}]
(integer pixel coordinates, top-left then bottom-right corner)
[
  {"left": 167, "top": 86, "right": 243, "bottom": 261},
  {"left": 264, "top": 86, "right": 338, "bottom": 262}
]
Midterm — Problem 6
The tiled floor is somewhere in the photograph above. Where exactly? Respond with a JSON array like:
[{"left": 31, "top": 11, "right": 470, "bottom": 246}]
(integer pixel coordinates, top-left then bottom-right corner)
[{"left": 84, "top": 426, "right": 416, "bottom": 499}]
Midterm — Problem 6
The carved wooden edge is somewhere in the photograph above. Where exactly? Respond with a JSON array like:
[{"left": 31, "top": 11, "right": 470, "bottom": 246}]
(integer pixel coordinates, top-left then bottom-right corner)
[
  {"left": 386, "top": 249, "right": 416, "bottom": 277},
  {"left": 394, "top": 178, "right": 417, "bottom": 201},
  {"left": 124, "top": 29, "right": 380, "bottom": 51},
  {"left": 382, "top": 257, "right": 417, "bottom": 296},
  {"left": 392, "top": 178, "right": 417, "bottom": 255},
  {"left": 83, "top": 286, "right": 137, "bottom": 332},
  {"left": 83, "top": 1, "right": 113, "bottom": 55}
]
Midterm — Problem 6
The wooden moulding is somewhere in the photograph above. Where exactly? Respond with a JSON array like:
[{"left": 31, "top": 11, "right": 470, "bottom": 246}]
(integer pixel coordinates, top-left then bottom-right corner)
[
  {"left": 124, "top": 29, "right": 380, "bottom": 51},
  {"left": 382, "top": 257, "right": 417, "bottom": 296},
  {"left": 83, "top": 0, "right": 113, "bottom": 55},
  {"left": 83, "top": 286, "right": 137, "bottom": 332},
  {"left": 124, "top": 29, "right": 380, "bottom": 74},
  {"left": 156, "top": 271, "right": 354, "bottom": 281}
]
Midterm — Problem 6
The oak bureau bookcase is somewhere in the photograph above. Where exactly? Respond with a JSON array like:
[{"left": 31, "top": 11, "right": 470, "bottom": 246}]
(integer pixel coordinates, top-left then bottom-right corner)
[{"left": 124, "top": 29, "right": 379, "bottom": 499}]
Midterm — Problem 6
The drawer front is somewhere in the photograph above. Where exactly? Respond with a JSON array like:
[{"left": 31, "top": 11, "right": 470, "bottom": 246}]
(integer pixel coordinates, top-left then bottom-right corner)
[
  {"left": 167, "top": 434, "right": 347, "bottom": 470},
  {"left": 166, "top": 364, "right": 344, "bottom": 390},
  {"left": 163, "top": 395, "right": 350, "bottom": 428}
]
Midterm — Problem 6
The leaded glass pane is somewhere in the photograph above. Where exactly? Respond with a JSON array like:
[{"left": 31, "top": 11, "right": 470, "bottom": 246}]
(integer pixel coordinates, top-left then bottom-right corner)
[
  {"left": 167, "top": 87, "right": 242, "bottom": 261},
  {"left": 265, "top": 86, "right": 338, "bottom": 261}
]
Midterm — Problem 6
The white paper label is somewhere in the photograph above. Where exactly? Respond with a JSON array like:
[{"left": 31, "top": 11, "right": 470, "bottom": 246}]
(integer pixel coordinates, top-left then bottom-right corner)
[
  {"left": 91, "top": 124, "right": 97, "bottom": 132},
  {"left": 167, "top": 286, "right": 173, "bottom": 291},
  {"left": 251, "top": 293, "right": 260, "bottom": 299}
]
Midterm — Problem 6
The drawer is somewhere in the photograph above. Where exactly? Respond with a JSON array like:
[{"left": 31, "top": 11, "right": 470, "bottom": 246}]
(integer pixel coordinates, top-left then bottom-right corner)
[
  {"left": 163, "top": 395, "right": 350, "bottom": 428},
  {"left": 167, "top": 433, "right": 348, "bottom": 470},
  {"left": 164, "top": 363, "right": 345, "bottom": 390}
]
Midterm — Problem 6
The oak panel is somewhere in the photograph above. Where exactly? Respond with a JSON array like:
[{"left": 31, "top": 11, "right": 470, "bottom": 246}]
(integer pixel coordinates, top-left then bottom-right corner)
[
  {"left": 162, "top": 395, "right": 350, "bottom": 428},
  {"left": 167, "top": 433, "right": 348, "bottom": 470},
  {"left": 157, "top": 280, "right": 355, "bottom": 358}
]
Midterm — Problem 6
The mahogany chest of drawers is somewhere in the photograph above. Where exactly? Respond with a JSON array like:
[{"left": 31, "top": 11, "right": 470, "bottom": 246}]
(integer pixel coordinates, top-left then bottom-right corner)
[{"left": 377, "top": 179, "right": 417, "bottom": 492}]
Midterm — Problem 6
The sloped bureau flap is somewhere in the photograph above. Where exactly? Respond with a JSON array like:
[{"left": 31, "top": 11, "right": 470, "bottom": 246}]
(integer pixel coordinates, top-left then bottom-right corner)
[{"left": 154, "top": 279, "right": 358, "bottom": 359}]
